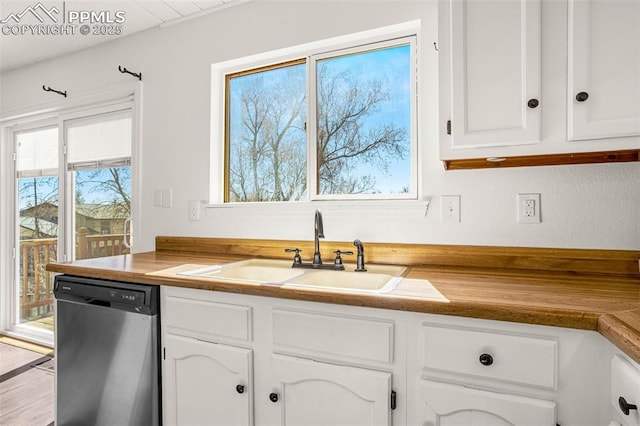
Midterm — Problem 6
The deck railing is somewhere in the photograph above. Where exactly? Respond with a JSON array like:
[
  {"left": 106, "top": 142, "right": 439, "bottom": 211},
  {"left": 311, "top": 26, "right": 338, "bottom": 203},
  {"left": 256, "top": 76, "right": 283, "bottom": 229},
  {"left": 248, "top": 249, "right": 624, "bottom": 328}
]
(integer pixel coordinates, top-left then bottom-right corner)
[
  {"left": 20, "top": 238, "right": 57, "bottom": 319},
  {"left": 20, "top": 231, "right": 130, "bottom": 320}
]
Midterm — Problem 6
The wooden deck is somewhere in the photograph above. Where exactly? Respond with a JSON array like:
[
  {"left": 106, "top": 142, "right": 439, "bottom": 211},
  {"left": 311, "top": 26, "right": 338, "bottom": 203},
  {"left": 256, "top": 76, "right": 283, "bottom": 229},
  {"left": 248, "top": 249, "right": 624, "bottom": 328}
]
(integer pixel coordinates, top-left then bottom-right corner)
[
  {"left": 23, "top": 315, "right": 54, "bottom": 332},
  {"left": 0, "top": 340, "right": 54, "bottom": 426}
]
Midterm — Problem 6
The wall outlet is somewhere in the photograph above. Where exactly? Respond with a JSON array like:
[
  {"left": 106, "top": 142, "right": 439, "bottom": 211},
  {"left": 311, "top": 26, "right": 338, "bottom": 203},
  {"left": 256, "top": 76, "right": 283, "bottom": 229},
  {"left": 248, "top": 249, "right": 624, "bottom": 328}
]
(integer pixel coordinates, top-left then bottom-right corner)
[
  {"left": 188, "top": 200, "right": 201, "bottom": 221},
  {"left": 518, "top": 193, "right": 541, "bottom": 224},
  {"left": 441, "top": 195, "right": 461, "bottom": 223}
]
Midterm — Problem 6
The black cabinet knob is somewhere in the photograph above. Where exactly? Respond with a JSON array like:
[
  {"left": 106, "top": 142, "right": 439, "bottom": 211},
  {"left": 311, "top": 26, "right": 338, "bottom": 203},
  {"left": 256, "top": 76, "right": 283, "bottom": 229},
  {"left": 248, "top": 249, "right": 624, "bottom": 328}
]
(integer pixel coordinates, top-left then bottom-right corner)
[
  {"left": 619, "top": 396, "right": 638, "bottom": 416},
  {"left": 236, "top": 384, "right": 245, "bottom": 394},
  {"left": 479, "top": 353, "right": 494, "bottom": 366},
  {"left": 527, "top": 99, "right": 539, "bottom": 109},
  {"left": 576, "top": 92, "right": 589, "bottom": 102},
  {"left": 269, "top": 392, "right": 279, "bottom": 403}
]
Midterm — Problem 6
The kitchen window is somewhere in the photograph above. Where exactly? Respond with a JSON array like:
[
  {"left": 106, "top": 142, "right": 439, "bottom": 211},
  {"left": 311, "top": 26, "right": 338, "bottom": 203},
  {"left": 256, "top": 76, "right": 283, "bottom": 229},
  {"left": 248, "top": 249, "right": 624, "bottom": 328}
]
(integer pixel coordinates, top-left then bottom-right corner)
[{"left": 216, "top": 25, "right": 418, "bottom": 204}]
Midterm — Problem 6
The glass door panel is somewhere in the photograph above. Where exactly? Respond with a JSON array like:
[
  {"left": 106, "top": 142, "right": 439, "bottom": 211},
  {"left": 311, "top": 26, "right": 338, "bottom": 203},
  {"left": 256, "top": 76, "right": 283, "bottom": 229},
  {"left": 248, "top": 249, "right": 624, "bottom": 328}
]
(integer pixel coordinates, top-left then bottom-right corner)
[
  {"left": 15, "top": 127, "right": 58, "bottom": 333},
  {"left": 73, "top": 166, "right": 131, "bottom": 259},
  {"left": 66, "top": 112, "right": 132, "bottom": 260}
]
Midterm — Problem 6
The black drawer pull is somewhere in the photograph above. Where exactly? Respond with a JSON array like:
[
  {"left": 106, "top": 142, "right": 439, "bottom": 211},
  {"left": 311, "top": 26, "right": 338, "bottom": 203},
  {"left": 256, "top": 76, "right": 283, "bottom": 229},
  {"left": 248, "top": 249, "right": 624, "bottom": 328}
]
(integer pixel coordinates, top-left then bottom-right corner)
[
  {"left": 527, "top": 98, "right": 539, "bottom": 109},
  {"left": 236, "top": 384, "right": 245, "bottom": 394},
  {"left": 619, "top": 396, "right": 638, "bottom": 415},
  {"left": 479, "top": 353, "right": 494, "bottom": 366},
  {"left": 269, "top": 392, "right": 279, "bottom": 403}
]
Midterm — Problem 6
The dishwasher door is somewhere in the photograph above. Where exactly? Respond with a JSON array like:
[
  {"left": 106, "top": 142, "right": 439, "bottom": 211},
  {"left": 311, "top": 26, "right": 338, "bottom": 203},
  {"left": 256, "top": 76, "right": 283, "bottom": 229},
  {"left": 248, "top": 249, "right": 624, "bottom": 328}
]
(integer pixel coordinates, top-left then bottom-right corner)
[{"left": 54, "top": 275, "right": 161, "bottom": 426}]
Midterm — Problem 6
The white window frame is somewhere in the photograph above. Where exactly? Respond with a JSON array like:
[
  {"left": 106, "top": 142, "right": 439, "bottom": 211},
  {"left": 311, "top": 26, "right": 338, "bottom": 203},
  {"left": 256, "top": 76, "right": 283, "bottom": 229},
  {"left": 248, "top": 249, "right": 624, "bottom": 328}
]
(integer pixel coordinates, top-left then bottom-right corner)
[
  {"left": 210, "top": 21, "right": 421, "bottom": 206},
  {"left": 0, "top": 82, "right": 142, "bottom": 346}
]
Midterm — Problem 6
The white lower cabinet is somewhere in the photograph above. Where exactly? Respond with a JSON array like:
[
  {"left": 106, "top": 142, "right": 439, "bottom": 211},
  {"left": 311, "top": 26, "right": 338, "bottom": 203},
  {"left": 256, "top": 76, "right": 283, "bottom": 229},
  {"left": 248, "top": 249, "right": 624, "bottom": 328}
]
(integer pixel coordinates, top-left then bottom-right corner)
[
  {"left": 161, "top": 286, "right": 397, "bottom": 426},
  {"left": 419, "top": 379, "right": 555, "bottom": 426},
  {"left": 163, "top": 334, "right": 253, "bottom": 426},
  {"left": 162, "top": 286, "right": 612, "bottom": 426},
  {"left": 611, "top": 354, "right": 640, "bottom": 426},
  {"left": 269, "top": 354, "right": 392, "bottom": 426}
]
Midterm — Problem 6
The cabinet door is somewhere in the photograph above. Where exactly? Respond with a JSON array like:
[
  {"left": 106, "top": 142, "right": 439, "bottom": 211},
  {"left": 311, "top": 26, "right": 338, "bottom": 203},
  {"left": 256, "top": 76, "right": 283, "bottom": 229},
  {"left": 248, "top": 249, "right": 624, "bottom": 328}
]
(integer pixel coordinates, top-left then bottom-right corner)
[
  {"left": 420, "top": 380, "right": 555, "bottom": 426},
  {"left": 164, "top": 334, "right": 253, "bottom": 426},
  {"left": 568, "top": 0, "right": 640, "bottom": 141},
  {"left": 440, "top": 0, "right": 541, "bottom": 154},
  {"left": 268, "top": 354, "right": 392, "bottom": 426}
]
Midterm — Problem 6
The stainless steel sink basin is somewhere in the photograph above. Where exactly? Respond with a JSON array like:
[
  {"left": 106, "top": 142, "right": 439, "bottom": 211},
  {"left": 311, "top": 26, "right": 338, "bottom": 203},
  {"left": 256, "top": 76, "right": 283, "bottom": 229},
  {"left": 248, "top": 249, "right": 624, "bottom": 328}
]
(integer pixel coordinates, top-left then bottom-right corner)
[{"left": 177, "top": 258, "right": 406, "bottom": 293}]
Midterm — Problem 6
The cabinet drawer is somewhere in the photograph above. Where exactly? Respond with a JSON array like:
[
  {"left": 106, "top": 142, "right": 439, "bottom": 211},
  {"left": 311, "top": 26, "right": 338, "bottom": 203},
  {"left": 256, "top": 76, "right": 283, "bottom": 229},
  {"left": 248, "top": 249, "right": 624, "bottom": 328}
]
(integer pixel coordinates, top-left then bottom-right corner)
[
  {"left": 165, "top": 296, "right": 252, "bottom": 341},
  {"left": 273, "top": 309, "right": 394, "bottom": 363},
  {"left": 611, "top": 355, "right": 640, "bottom": 426},
  {"left": 421, "top": 323, "right": 557, "bottom": 389}
]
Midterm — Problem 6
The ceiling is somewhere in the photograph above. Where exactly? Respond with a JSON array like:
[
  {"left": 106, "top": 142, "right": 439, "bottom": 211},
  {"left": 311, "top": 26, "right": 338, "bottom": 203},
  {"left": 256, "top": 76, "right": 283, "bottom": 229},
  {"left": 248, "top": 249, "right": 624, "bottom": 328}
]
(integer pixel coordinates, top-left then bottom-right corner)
[{"left": 0, "top": 0, "right": 246, "bottom": 73}]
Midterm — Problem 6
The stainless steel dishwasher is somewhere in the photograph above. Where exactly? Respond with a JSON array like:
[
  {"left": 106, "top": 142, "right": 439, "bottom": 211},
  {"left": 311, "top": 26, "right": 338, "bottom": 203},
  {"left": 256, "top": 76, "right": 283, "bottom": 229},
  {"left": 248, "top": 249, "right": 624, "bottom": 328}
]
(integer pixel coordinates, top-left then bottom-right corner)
[{"left": 54, "top": 275, "right": 161, "bottom": 426}]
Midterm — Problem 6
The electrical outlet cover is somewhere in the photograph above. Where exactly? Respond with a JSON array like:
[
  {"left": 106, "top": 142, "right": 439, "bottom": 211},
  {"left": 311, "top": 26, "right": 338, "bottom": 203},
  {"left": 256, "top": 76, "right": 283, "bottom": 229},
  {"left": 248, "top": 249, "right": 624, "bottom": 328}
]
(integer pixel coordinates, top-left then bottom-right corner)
[{"left": 517, "top": 193, "right": 541, "bottom": 224}]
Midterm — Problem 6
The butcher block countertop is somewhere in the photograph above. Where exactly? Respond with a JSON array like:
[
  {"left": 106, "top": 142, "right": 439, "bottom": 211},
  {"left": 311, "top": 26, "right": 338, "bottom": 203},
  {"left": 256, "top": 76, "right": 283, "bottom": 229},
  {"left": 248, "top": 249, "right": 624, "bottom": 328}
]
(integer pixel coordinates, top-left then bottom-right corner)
[{"left": 47, "top": 237, "right": 640, "bottom": 364}]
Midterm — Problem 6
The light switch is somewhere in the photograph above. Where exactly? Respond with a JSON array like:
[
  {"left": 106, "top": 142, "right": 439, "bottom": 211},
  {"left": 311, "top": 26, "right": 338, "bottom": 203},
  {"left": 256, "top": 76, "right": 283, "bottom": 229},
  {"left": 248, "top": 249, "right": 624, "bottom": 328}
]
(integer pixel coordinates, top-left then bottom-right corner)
[
  {"left": 441, "top": 195, "right": 461, "bottom": 223},
  {"left": 153, "top": 190, "right": 163, "bottom": 207},
  {"left": 161, "top": 189, "right": 173, "bottom": 208}
]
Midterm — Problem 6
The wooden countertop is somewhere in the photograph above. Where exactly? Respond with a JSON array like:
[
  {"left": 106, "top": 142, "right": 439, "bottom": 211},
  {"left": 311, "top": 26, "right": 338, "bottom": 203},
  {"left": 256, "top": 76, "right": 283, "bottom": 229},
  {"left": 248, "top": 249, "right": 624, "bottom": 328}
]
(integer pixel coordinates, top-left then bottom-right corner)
[{"left": 46, "top": 237, "right": 640, "bottom": 364}]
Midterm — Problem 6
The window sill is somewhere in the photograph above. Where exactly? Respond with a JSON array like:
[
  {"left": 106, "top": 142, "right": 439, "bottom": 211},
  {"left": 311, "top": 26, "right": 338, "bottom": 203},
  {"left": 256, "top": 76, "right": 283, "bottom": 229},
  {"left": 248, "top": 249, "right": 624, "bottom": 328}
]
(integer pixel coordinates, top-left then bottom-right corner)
[{"left": 204, "top": 198, "right": 431, "bottom": 216}]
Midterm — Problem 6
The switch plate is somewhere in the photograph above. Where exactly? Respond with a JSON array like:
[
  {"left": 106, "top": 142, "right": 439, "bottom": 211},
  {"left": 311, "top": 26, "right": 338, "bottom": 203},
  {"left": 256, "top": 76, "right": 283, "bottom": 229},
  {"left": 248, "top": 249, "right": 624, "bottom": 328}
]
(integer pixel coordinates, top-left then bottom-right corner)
[
  {"left": 518, "top": 193, "right": 541, "bottom": 224},
  {"left": 441, "top": 195, "right": 461, "bottom": 223},
  {"left": 153, "top": 189, "right": 163, "bottom": 207},
  {"left": 161, "top": 189, "right": 173, "bottom": 208}
]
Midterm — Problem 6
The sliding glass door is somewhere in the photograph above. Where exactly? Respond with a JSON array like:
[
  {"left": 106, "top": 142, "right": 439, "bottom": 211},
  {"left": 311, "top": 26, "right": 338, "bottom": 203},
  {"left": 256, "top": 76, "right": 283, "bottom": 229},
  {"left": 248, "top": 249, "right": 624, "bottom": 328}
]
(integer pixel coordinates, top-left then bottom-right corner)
[{"left": 9, "top": 104, "right": 135, "bottom": 344}]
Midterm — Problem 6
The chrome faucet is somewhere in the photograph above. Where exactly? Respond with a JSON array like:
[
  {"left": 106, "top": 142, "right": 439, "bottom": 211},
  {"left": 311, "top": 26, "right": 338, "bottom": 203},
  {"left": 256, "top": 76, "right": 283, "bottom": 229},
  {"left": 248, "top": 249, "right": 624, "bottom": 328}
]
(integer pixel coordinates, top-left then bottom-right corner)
[{"left": 313, "top": 209, "right": 324, "bottom": 266}]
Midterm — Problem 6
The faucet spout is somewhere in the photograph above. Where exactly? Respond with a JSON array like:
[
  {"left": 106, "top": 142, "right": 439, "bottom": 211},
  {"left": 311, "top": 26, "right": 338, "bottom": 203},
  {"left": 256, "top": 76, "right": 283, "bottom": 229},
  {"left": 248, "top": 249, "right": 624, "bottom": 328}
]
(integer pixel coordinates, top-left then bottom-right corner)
[{"left": 313, "top": 210, "right": 324, "bottom": 265}]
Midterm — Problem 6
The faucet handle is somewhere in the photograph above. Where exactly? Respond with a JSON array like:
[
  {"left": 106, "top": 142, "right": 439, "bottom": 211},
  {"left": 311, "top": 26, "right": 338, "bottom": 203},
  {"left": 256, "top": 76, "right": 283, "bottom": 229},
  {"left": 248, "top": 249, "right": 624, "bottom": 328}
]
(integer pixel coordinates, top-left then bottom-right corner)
[
  {"left": 285, "top": 248, "right": 302, "bottom": 265},
  {"left": 333, "top": 250, "right": 353, "bottom": 267}
]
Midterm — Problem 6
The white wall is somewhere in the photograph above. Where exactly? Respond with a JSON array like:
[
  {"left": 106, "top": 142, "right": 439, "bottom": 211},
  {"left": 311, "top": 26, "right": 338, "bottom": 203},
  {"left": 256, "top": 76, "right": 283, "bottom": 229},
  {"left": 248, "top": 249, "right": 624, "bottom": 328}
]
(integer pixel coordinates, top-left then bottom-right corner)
[{"left": 1, "top": 0, "right": 638, "bottom": 252}]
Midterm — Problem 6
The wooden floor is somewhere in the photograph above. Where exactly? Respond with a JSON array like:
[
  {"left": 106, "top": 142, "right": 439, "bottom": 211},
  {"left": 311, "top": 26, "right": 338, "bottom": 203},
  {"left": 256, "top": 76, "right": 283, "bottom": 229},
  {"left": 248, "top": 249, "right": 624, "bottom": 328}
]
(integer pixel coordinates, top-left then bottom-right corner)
[{"left": 0, "top": 340, "right": 54, "bottom": 426}]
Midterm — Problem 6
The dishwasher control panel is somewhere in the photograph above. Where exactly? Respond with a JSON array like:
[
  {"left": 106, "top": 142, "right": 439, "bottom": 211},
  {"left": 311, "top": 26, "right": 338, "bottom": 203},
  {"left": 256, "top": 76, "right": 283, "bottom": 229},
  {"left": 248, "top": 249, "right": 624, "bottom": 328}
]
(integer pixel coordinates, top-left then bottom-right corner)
[
  {"left": 54, "top": 275, "right": 158, "bottom": 315},
  {"left": 109, "top": 289, "right": 145, "bottom": 305}
]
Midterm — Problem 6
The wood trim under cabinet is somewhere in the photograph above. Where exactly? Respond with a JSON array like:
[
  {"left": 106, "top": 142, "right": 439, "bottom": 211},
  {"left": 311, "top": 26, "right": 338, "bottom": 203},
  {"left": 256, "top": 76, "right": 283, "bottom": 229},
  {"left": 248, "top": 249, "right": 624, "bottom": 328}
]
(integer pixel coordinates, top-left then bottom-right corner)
[
  {"left": 156, "top": 237, "right": 640, "bottom": 278},
  {"left": 442, "top": 149, "right": 640, "bottom": 170}
]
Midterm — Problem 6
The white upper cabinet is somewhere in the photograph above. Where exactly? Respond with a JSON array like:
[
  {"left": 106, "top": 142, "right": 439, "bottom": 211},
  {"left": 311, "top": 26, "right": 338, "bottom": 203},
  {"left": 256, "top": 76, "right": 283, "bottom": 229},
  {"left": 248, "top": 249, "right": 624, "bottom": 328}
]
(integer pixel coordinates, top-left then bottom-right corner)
[
  {"left": 439, "top": 0, "right": 640, "bottom": 164},
  {"left": 568, "top": 0, "right": 640, "bottom": 141},
  {"left": 440, "top": 0, "right": 542, "bottom": 153}
]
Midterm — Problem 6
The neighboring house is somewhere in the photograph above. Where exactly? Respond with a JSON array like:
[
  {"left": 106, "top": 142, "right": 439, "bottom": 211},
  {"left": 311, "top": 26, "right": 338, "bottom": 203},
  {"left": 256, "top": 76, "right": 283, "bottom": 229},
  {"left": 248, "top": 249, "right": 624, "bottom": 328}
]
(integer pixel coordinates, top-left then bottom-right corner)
[
  {"left": 74, "top": 203, "right": 130, "bottom": 235},
  {"left": 20, "top": 217, "right": 58, "bottom": 239},
  {"left": 20, "top": 202, "right": 129, "bottom": 239}
]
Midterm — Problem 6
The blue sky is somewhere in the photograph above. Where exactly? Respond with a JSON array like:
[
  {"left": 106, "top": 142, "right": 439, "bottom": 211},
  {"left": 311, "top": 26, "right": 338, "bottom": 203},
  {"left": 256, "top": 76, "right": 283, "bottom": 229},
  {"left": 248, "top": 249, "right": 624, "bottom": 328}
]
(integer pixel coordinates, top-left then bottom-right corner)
[{"left": 229, "top": 42, "right": 413, "bottom": 197}]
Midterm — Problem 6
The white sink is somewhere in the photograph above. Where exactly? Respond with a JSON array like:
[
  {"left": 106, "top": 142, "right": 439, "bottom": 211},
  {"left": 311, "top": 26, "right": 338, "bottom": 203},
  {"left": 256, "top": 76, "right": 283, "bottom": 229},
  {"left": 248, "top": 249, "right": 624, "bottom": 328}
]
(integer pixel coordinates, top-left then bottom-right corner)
[
  {"left": 177, "top": 258, "right": 406, "bottom": 293},
  {"left": 178, "top": 259, "right": 305, "bottom": 284},
  {"left": 285, "top": 269, "right": 403, "bottom": 293}
]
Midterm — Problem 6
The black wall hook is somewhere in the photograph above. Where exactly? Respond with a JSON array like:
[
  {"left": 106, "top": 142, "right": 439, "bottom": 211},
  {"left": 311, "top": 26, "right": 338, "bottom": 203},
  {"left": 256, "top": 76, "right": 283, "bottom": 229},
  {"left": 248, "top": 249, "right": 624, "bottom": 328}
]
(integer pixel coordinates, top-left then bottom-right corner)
[
  {"left": 42, "top": 85, "right": 67, "bottom": 97},
  {"left": 118, "top": 65, "right": 142, "bottom": 81}
]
